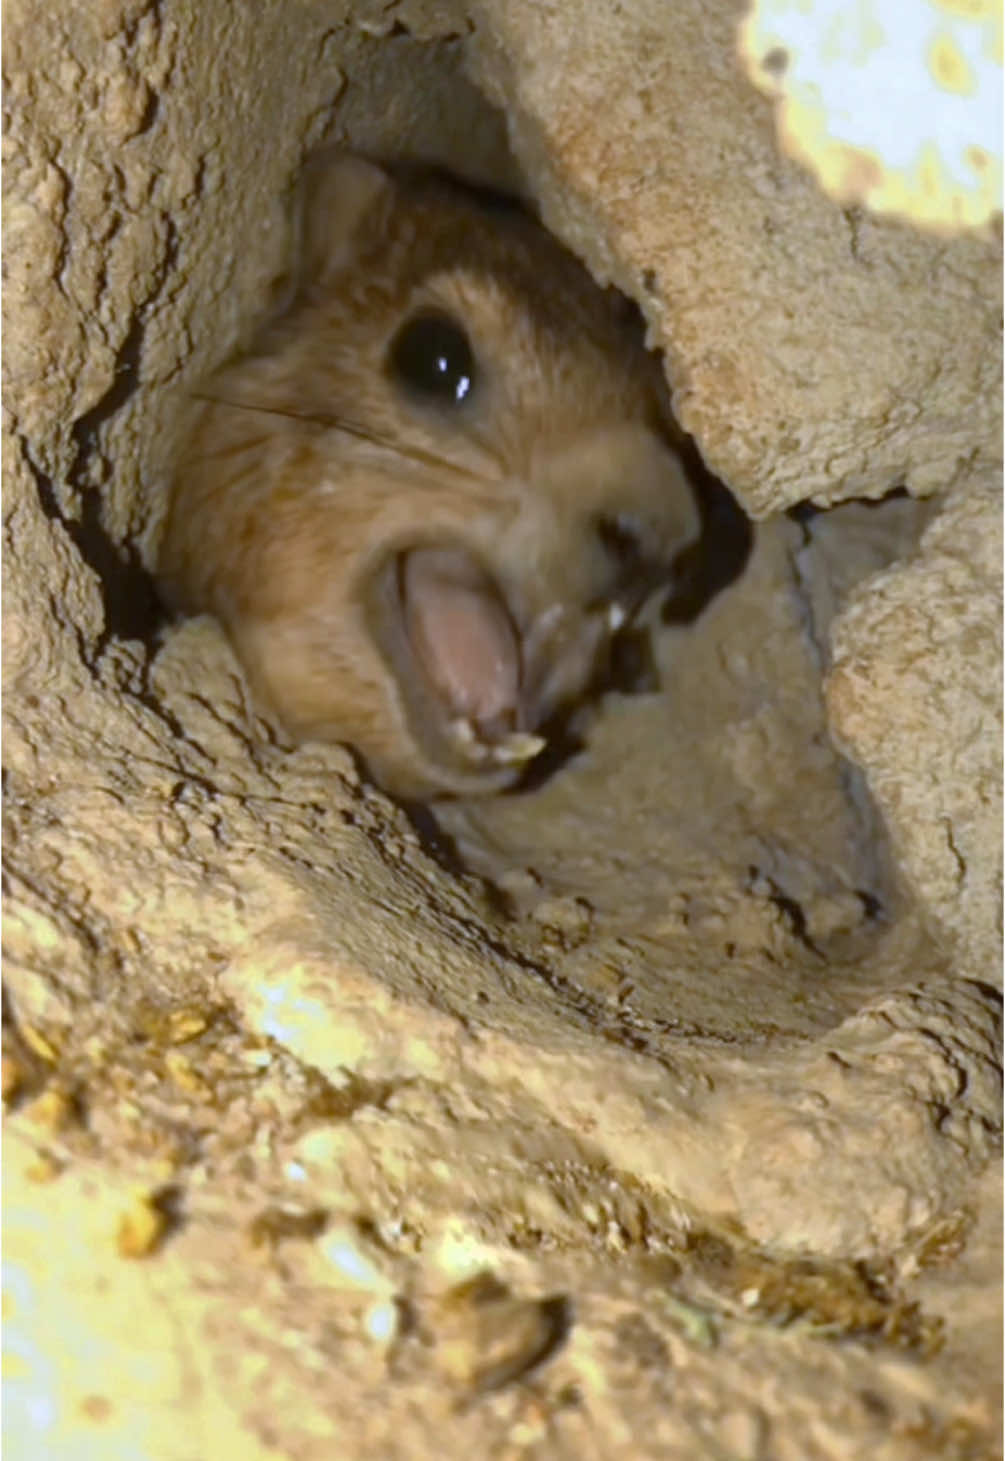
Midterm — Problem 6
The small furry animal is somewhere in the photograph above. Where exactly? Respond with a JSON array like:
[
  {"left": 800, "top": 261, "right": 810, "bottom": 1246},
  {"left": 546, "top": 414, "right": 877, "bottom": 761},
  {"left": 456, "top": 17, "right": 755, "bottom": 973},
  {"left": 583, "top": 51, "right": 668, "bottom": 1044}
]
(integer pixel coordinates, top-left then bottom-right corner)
[{"left": 158, "top": 153, "right": 700, "bottom": 797}]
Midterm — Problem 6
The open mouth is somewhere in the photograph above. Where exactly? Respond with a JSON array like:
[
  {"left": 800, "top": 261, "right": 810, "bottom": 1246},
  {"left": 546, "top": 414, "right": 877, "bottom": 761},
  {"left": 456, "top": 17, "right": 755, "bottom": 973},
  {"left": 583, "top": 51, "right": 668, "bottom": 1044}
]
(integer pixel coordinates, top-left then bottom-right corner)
[
  {"left": 377, "top": 544, "right": 634, "bottom": 778},
  {"left": 394, "top": 545, "right": 547, "bottom": 771}
]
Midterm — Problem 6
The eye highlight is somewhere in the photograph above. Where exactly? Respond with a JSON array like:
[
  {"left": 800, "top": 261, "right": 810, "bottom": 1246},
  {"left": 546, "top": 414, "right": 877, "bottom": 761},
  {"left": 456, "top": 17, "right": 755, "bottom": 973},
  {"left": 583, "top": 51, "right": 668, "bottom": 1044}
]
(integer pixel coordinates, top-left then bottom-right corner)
[{"left": 387, "top": 311, "right": 475, "bottom": 405}]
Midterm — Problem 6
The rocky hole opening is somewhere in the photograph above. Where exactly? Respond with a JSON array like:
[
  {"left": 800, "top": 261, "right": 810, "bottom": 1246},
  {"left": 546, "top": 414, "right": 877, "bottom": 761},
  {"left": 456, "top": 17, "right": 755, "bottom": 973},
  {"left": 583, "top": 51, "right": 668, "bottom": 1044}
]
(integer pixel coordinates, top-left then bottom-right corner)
[
  {"left": 5, "top": 14, "right": 1000, "bottom": 1457},
  {"left": 79, "top": 38, "right": 940, "bottom": 1052}
]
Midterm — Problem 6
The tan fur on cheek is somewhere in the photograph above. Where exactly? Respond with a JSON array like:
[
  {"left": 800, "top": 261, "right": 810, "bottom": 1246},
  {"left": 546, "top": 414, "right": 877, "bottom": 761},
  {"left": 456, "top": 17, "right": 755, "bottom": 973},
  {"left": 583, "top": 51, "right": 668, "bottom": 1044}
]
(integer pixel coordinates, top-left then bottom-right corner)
[{"left": 157, "top": 154, "right": 700, "bottom": 798}]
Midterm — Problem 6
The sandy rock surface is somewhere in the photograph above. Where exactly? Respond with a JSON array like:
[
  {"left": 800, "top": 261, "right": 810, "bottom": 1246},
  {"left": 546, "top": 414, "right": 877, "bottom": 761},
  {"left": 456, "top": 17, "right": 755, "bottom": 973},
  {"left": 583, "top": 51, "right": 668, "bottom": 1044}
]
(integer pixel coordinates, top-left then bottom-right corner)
[
  {"left": 828, "top": 466, "right": 1003, "bottom": 983},
  {"left": 3, "top": 2, "right": 1001, "bottom": 1459},
  {"left": 465, "top": 0, "right": 1002, "bottom": 512}
]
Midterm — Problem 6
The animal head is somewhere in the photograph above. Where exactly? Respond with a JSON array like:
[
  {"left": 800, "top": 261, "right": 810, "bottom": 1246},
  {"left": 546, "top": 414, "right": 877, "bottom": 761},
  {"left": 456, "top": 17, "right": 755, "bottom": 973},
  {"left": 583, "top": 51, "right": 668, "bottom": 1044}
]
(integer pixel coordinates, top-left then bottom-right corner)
[{"left": 159, "top": 154, "right": 699, "bottom": 797}]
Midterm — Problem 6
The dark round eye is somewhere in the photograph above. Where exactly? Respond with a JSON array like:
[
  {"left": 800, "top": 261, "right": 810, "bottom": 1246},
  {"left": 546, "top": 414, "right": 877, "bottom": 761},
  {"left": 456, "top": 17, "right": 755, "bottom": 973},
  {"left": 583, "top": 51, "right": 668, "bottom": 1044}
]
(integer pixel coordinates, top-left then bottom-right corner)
[{"left": 387, "top": 312, "right": 475, "bottom": 404}]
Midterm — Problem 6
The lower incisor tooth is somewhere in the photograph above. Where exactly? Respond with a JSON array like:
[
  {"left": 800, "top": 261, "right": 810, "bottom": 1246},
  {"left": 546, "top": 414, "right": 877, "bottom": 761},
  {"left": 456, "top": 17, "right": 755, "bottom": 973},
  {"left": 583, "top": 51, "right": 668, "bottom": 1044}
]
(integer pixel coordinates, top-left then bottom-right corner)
[
  {"left": 449, "top": 718, "right": 488, "bottom": 760},
  {"left": 449, "top": 720, "right": 546, "bottom": 766},
  {"left": 490, "top": 732, "right": 547, "bottom": 765}
]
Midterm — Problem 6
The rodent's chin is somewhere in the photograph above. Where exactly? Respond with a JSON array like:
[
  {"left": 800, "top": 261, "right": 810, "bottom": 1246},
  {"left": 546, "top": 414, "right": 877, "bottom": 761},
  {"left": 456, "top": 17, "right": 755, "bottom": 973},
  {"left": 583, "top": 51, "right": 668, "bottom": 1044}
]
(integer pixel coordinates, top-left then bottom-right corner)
[{"left": 363, "top": 542, "right": 618, "bottom": 798}]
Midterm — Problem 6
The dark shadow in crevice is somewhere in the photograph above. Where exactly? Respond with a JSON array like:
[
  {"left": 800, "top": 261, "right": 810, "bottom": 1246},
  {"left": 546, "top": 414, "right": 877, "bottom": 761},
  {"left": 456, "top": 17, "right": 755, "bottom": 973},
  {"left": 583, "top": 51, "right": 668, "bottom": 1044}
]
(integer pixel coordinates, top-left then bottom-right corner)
[
  {"left": 396, "top": 800, "right": 515, "bottom": 920},
  {"left": 397, "top": 799, "right": 471, "bottom": 879},
  {"left": 65, "top": 313, "right": 167, "bottom": 658},
  {"left": 661, "top": 437, "right": 755, "bottom": 626},
  {"left": 28, "top": 218, "right": 181, "bottom": 665},
  {"left": 746, "top": 864, "right": 825, "bottom": 959},
  {"left": 69, "top": 492, "right": 165, "bottom": 658},
  {"left": 787, "top": 484, "right": 912, "bottom": 539},
  {"left": 20, "top": 308, "right": 168, "bottom": 664},
  {"left": 20, "top": 437, "right": 182, "bottom": 740},
  {"left": 21, "top": 436, "right": 166, "bottom": 659}
]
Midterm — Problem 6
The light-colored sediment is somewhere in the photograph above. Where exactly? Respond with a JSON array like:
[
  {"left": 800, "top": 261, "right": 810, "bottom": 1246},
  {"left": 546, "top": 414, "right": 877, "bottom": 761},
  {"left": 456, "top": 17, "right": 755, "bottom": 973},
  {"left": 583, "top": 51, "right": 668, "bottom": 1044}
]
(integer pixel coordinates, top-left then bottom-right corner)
[{"left": 3, "top": 2, "right": 1001, "bottom": 1457}]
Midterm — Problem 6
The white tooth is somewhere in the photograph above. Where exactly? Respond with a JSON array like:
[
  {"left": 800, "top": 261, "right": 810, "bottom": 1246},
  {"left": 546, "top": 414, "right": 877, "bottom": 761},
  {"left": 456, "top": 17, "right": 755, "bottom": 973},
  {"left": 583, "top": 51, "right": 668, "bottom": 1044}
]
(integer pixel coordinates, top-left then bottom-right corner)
[
  {"left": 448, "top": 719, "right": 490, "bottom": 760},
  {"left": 607, "top": 602, "right": 627, "bottom": 631},
  {"left": 449, "top": 719, "right": 545, "bottom": 766},
  {"left": 488, "top": 732, "right": 547, "bottom": 765}
]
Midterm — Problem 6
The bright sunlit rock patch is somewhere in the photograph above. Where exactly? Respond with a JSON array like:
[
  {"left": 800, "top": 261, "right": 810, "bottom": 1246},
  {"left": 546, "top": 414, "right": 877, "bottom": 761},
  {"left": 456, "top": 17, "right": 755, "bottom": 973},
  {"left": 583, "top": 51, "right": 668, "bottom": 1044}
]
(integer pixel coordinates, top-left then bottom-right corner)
[{"left": 740, "top": 0, "right": 1003, "bottom": 230}]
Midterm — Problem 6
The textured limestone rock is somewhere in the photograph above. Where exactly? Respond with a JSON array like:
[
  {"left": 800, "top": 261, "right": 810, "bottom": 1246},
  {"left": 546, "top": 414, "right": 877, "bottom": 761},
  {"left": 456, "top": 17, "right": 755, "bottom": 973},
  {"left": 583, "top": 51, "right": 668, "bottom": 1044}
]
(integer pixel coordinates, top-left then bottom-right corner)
[
  {"left": 465, "top": 0, "right": 1002, "bottom": 513},
  {"left": 3, "top": 1, "right": 1001, "bottom": 1459},
  {"left": 828, "top": 465, "right": 1003, "bottom": 984}
]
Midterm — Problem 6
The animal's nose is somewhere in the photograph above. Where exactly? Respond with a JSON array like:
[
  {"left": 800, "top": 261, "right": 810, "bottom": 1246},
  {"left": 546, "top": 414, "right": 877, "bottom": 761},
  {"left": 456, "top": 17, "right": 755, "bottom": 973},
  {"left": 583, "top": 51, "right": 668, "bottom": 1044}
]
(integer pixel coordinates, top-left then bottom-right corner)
[
  {"left": 595, "top": 513, "right": 645, "bottom": 571},
  {"left": 592, "top": 511, "right": 678, "bottom": 616}
]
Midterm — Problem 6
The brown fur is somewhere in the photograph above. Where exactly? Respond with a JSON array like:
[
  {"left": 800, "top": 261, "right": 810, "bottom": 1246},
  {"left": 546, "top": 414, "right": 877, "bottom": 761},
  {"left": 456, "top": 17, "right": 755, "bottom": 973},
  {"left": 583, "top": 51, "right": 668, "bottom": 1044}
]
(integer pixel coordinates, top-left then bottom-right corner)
[{"left": 158, "top": 154, "right": 699, "bottom": 797}]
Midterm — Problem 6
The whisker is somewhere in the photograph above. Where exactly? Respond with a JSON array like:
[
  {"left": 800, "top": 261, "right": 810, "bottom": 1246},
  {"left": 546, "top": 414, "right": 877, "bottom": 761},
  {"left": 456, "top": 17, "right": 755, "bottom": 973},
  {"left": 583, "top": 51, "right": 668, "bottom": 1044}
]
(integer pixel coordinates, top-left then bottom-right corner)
[{"left": 188, "top": 391, "right": 482, "bottom": 482}]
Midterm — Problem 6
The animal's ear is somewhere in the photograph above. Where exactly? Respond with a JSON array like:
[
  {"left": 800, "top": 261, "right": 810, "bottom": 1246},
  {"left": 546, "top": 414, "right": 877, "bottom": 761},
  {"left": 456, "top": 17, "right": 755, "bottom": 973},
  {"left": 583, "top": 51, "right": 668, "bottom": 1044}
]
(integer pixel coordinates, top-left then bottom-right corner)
[{"left": 291, "top": 151, "right": 395, "bottom": 291}]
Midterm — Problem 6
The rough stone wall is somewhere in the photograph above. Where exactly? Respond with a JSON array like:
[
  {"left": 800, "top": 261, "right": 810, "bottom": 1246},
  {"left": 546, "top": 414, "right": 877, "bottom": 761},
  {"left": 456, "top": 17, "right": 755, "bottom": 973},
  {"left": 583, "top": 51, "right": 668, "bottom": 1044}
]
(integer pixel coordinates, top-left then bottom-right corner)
[
  {"left": 3, "top": 2, "right": 1001, "bottom": 1458},
  {"left": 828, "top": 465, "right": 1003, "bottom": 982},
  {"left": 464, "top": 0, "right": 1002, "bottom": 513}
]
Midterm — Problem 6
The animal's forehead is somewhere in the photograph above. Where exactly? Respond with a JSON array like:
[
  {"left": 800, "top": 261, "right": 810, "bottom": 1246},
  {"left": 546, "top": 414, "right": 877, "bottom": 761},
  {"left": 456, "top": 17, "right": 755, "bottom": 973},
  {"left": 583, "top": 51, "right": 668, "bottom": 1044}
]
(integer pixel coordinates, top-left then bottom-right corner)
[
  {"left": 381, "top": 192, "right": 629, "bottom": 334},
  {"left": 413, "top": 266, "right": 558, "bottom": 338}
]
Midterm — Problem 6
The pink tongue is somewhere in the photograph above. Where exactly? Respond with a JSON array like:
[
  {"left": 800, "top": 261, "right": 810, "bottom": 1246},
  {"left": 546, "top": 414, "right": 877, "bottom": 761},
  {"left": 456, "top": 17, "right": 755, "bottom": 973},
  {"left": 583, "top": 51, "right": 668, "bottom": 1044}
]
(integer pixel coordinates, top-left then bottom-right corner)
[{"left": 402, "top": 547, "right": 521, "bottom": 729}]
